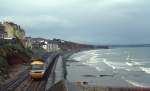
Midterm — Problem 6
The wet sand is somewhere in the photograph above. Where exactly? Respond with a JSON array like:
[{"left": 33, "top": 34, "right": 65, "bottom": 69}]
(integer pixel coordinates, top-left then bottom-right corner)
[{"left": 49, "top": 80, "right": 150, "bottom": 91}]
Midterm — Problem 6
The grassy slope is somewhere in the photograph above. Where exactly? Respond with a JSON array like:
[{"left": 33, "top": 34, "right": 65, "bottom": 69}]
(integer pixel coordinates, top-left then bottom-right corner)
[{"left": 0, "top": 39, "right": 32, "bottom": 80}]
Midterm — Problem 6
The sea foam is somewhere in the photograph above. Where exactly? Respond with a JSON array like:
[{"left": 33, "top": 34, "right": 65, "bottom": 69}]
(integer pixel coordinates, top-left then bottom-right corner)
[
  {"left": 140, "top": 67, "right": 150, "bottom": 74},
  {"left": 125, "top": 80, "right": 150, "bottom": 88}
]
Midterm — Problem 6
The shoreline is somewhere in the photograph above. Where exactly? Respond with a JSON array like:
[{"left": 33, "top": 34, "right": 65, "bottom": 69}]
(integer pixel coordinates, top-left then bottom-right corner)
[
  {"left": 49, "top": 80, "right": 150, "bottom": 91},
  {"left": 65, "top": 48, "right": 150, "bottom": 88}
]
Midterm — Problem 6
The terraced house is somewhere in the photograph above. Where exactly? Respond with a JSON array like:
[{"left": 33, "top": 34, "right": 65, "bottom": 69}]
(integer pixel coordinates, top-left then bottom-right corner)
[{"left": 0, "top": 23, "right": 7, "bottom": 39}]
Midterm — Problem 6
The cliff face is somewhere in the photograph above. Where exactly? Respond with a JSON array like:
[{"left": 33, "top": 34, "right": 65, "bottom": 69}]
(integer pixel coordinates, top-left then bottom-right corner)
[
  {"left": 3, "top": 22, "right": 25, "bottom": 39},
  {"left": 7, "top": 52, "right": 30, "bottom": 65},
  {"left": 0, "top": 38, "right": 32, "bottom": 65}
]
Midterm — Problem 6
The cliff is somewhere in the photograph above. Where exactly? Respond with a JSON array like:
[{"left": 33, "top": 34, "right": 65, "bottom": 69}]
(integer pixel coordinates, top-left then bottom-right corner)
[{"left": 2, "top": 21, "right": 25, "bottom": 39}]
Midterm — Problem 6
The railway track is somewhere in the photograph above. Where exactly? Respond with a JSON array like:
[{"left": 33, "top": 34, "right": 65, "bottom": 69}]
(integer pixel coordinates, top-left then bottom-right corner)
[
  {"left": 1, "top": 53, "right": 59, "bottom": 91},
  {"left": 15, "top": 78, "right": 46, "bottom": 91},
  {"left": 16, "top": 55, "right": 59, "bottom": 91},
  {"left": 0, "top": 70, "right": 29, "bottom": 91},
  {"left": 19, "top": 54, "right": 59, "bottom": 91}
]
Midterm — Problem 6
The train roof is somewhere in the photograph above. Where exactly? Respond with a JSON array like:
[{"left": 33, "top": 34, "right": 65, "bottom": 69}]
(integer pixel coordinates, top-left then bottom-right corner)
[{"left": 31, "top": 61, "right": 44, "bottom": 65}]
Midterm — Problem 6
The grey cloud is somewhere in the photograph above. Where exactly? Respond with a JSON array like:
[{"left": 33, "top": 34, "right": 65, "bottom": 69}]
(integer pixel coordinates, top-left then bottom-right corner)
[{"left": 0, "top": 0, "right": 150, "bottom": 44}]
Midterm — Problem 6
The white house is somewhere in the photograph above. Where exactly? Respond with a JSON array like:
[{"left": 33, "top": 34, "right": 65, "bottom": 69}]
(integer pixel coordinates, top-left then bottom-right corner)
[
  {"left": 40, "top": 40, "right": 60, "bottom": 52},
  {"left": 41, "top": 41, "right": 48, "bottom": 50}
]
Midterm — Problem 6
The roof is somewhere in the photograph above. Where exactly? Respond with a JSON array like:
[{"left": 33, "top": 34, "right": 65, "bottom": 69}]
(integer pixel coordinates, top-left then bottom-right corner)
[{"left": 31, "top": 61, "right": 44, "bottom": 65}]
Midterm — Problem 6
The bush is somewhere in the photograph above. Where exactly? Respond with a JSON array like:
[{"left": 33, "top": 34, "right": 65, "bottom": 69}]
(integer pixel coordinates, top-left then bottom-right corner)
[
  {"left": 0, "top": 38, "right": 33, "bottom": 80},
  {"left": 0, "top": 56, "right": 9, "bottom": 79}
]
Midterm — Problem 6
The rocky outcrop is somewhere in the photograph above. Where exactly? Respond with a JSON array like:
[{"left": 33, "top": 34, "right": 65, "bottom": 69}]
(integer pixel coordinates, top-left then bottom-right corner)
[{"left": 2, "top": 21, "right": 25, "bottom": 39}]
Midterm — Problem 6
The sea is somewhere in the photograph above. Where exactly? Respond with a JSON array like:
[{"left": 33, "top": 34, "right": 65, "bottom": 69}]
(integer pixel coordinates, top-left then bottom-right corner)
[{"left": 66, "top": 47, "right": 150, "bottom": 88}]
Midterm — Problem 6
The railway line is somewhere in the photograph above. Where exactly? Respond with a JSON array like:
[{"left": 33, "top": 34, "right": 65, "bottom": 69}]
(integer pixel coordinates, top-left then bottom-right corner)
[
  {"left": 1, "top": 70, "right": 29, "bottom": 91},
  {"left": 15, "top": 78, "right": 46, "bottom": 91},
  {"left": 1, "top": 53, "right": 60, "bottom": 91}
]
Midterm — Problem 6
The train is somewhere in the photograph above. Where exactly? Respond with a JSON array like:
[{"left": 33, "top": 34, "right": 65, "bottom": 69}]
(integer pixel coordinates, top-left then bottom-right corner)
[
  {"left": 29, "top": 53, "right": 58, "bottom": 79},
  {"left": 30, "top": 60, "right": 45, "bottom": 79},
  {"left": 29, "top": 54, "right": 51, "bottom": 79}
]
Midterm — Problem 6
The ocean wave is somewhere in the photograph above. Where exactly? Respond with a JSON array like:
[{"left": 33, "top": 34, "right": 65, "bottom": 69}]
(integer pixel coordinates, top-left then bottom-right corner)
[
  {"left": 125, "top": 80, "right": 150, "bottom": 88},
  {"left": 139, "top": 67, "right": 150, "bottom": 74},
  {"left": 95, "top": 67, "right": 102, "bottom": 71},
  {"left": 121, "top": 76, "right": 150, "bottom": 88},
  {"left": 126, "top": 62, "right": 133, "bottom": 66},
  {"left": 126, "top": 57, "right": 150, "bottom": 62},
  {"left": 71, "top": 55, "right": 85, "bottom": 61},
  {"left": 67, "top": 48, "right": 150, "bottom": 87},
  {"left": 70, "top": 53, "right": 91, "bottom": 62},
  {"left": 82, "top": 56, "right": 104, "bottom": 72},
  {"left": 104, "top": 52, "right": 119, "bottom": 55},
  {"left": 126, "top": 57, "right": 135, "bottom": 61},
  {"left": 126, "top": 61, "right": 145, "bottom": 66},
  {"left": 103, "top": 59, "right": 129, "bottom": 70}
]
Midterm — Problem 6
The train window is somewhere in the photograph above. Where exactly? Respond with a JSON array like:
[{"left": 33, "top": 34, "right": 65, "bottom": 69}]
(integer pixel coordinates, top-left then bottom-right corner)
[{"left": 32, "top": 64, "right": 44, "bottom": 70}]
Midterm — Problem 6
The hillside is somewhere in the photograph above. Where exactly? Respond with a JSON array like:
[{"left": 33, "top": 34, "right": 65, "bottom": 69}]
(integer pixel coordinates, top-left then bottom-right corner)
[
  {"left": 32, "top": 38, "right": 109, "bottom": 52},
  {"left": 0, "top": 38, "right": 32, "bottom": 81}
]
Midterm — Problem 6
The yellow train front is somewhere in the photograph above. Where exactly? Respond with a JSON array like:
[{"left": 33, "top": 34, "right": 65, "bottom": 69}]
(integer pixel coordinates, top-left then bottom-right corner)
[{"left": 30, "top": 60, "right": 46, "bottom": 79}]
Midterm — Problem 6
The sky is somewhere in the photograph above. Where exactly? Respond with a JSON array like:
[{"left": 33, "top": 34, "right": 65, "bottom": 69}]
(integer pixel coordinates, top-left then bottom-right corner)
[{"left": 0, "top": 0, "right": 150, "bottom": 45}]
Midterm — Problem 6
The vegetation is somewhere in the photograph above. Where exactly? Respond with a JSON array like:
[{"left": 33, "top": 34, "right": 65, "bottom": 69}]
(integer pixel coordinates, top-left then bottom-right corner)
[
  {"left": 0, "top": 56, "right": 9, "bottom": 80},
  {"left": 0, "top": 38, "right": 32, "bottom": 80},
  {"left": 31, "top": 46, "right": 47, "bottom": 59}
]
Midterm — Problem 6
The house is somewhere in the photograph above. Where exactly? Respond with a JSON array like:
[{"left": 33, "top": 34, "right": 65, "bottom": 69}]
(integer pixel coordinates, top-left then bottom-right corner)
[
  {"left": 47, "top": 41, "right": 60, "bottom": 52},
  {"left": 22, "top": 37, "right": 33, "bottom": 49},
  {"left": 0, "top": 24, "right": 5, "bottom": 39},
  {"left": 0, "top": 23, "right": 8, "bottom": 39},
  {"left": 39, "top": 40, "right": 60, "bottom": 52},
  {"left": 32, "top": 38, "right": 61, "bottom": 52},
  {"left": 41, "top": 41, "right": 48, "bottom": 50}
]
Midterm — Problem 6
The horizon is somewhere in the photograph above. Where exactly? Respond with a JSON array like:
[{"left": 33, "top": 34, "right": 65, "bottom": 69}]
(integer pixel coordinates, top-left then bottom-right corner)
[{"left": 0, "top": 0, "right": 150, "bottom": 45}]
